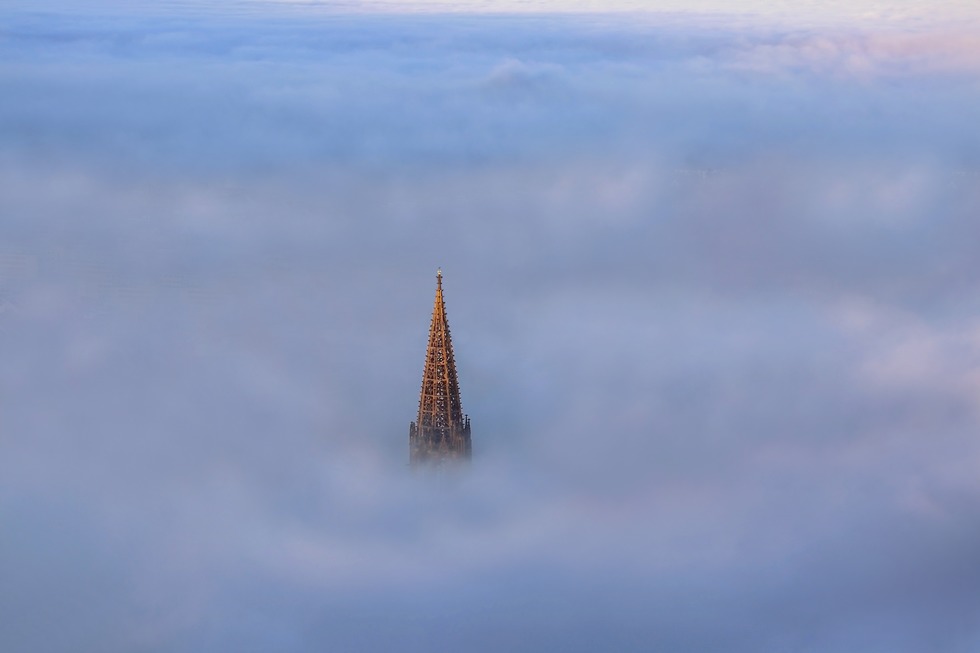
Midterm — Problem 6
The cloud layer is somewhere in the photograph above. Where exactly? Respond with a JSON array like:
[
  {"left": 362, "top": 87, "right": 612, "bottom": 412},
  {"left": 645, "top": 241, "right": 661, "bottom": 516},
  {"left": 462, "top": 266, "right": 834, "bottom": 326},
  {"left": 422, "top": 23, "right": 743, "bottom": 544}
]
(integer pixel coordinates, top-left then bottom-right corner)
[{"left": 1, "top": 3, "right": 979, "bottom": 652}]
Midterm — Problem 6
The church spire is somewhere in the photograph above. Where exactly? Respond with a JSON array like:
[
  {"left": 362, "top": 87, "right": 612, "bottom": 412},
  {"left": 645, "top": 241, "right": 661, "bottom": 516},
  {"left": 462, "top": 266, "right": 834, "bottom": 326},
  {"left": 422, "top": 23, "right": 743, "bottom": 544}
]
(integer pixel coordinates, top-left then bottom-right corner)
[{"left": 409, "top": 270, "right": 471, "bottom": 465}]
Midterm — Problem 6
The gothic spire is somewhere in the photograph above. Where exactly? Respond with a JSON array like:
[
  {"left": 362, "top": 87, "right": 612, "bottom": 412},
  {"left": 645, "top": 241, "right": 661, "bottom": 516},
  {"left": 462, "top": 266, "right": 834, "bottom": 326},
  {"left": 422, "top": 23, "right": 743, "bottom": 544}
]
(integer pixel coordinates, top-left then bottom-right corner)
[{"left": 409, "top": 269, "right": 471, "bottom": 465}]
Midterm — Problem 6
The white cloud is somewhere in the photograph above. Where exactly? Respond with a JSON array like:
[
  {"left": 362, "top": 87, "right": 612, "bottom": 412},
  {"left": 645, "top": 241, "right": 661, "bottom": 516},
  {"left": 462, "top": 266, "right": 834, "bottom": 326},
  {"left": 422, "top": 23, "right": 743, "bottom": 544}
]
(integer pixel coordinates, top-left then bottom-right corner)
[{"left": 2, "top": 3, "right": 980, "bottom": 652}]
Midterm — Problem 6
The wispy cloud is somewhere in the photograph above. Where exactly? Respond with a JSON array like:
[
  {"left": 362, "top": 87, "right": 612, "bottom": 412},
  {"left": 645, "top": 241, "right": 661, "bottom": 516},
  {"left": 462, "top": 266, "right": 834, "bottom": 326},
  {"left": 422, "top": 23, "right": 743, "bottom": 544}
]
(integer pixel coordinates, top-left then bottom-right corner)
[{"left": 1, "top": 2, "right": 979, "bottom": 652}]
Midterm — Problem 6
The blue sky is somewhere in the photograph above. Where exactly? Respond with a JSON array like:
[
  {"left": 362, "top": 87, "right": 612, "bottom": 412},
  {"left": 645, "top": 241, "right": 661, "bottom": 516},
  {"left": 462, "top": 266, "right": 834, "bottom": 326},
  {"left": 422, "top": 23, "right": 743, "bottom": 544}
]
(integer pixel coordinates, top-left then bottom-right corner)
[{"left": 2, "top": 2, "right": 980, "bottom": 652}]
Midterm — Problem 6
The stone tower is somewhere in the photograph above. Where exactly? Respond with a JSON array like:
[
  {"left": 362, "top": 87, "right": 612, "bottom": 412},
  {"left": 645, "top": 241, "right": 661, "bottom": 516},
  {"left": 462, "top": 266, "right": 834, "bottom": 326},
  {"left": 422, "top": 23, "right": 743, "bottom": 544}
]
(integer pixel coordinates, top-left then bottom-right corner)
[{"left": 409, "top": 269, "right": 471, "bottom": 465}]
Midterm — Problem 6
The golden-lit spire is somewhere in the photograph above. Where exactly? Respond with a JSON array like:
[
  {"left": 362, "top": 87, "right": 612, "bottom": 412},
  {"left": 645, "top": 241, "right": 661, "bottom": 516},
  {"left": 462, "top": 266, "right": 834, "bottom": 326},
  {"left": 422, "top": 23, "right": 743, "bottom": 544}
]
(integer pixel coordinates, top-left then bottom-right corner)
[{"left": 409, "top": 270, "right": 471, "bottom": 465}]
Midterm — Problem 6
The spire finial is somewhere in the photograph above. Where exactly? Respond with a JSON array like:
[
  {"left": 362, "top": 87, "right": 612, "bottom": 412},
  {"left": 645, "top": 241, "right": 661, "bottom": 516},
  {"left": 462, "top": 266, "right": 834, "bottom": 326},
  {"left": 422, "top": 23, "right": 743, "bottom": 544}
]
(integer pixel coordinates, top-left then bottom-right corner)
[{"left": 437, "top": 267, "right": 442, "bottom": 287}]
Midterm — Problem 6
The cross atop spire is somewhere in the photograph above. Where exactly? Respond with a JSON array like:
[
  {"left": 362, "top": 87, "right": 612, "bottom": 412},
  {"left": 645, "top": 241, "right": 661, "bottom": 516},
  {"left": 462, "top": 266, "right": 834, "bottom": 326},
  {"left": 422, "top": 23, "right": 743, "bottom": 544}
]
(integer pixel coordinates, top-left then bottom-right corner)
[{"left": 409, "top": 270, "right": 471, "bottom": 465}]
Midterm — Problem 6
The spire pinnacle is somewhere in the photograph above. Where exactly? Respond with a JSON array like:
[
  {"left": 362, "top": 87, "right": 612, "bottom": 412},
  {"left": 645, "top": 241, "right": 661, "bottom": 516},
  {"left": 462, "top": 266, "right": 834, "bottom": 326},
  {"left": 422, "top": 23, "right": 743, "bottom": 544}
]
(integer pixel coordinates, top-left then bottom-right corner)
[{"left": 408, "top": 270, "right": 471, "bottom": 465}]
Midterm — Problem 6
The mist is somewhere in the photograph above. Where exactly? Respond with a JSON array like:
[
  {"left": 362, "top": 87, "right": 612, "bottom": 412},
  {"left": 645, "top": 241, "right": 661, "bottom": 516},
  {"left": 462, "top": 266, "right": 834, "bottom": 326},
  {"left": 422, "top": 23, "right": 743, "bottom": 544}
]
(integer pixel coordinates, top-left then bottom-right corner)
[{"left": 2, "top": 2, "right": 980, "bottom": 651}]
